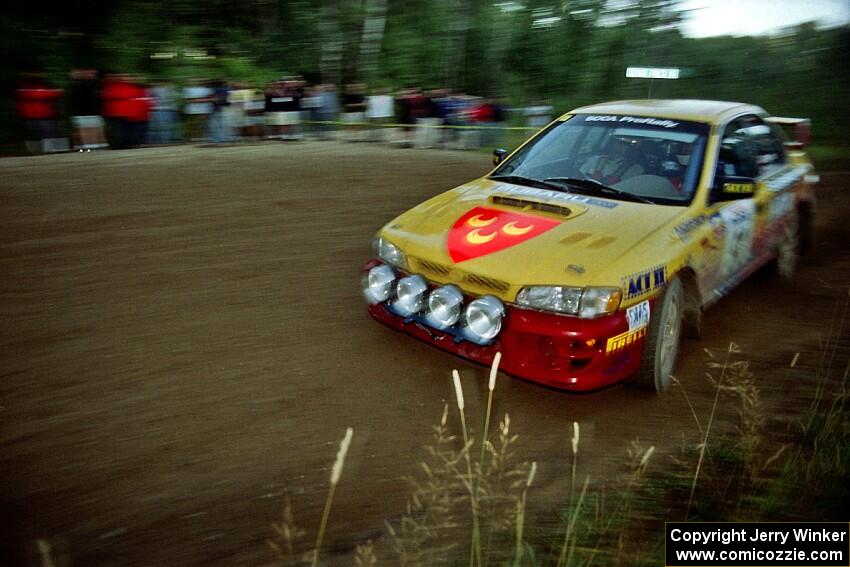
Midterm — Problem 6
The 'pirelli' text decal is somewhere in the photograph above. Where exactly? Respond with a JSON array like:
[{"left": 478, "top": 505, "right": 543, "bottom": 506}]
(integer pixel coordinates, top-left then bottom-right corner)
[{"left": 606, "top": 327, "right": 647, "bottom": 354}]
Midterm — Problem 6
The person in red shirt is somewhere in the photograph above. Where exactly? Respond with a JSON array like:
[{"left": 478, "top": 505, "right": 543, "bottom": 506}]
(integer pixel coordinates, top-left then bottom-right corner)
[
  {"left": 17, "top": 73, "right": 63, "bottom": 153},
  {"left": 124, "top": 77, "right": 152, "bottom": 147},
  {"left": 102, "top": 73, "right": 130, "bottom": 148}
]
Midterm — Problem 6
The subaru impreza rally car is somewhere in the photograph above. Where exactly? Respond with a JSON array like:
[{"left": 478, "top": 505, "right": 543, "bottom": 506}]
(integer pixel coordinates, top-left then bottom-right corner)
[{"left": 362, "top": 100, "right": 818, "bottom": 392}]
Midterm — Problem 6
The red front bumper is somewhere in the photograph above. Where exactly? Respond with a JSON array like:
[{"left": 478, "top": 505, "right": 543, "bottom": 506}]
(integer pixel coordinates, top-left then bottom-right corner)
[{"left": 367, "top": 296, "right": 650, "bottom": 392}]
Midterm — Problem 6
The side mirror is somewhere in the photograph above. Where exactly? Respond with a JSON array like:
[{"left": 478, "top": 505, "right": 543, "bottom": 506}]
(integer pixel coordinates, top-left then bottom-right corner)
[
  {"left": 711, "top": 175, "right": 756, "bottom": 203},
  {"left": 493, "top": 148, "right": 508, "bottom": 166}
]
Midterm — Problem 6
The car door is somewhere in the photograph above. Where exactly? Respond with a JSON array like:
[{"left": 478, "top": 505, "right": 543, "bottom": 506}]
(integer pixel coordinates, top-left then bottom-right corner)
[
  {"left": 696, "top": 116, "right": 763, "bottom": 298},
  {"left": 700, "top": 114, "right": 799, "bottom": 299},
  {"left": 733, "top": 115, "right": 795, "bottom": 265}
]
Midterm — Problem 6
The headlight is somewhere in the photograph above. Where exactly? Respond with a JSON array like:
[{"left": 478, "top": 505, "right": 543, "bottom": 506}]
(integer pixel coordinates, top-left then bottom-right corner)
[
  {"left": 391, "top": 274, "right": 428, "bottom": 316},
  {"left": 516, "top": 286, "right": 582, "bottom": 315},
  {"left": 578, "top": 287, "right": 622, "bottom": 318},
  {"left": 462, "top": 296, "right": 505, "bottom": 343},
  {"left": 362, "top": 264, "right": 396, "bottom": 304},
  {"left": 516, "top": 286, "right": 621, "bottom": 318},
  {"left": 425, "top": 285, "right": 464, "bottom": 329},
  {"left": 373, "top": 236, "right": 407, "bottom": 269}
]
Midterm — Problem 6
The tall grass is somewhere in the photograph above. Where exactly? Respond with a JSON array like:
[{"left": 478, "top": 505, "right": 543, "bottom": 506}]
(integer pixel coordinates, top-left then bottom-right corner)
[
  {"left": 268, "top": 427, "right": 353, "bottom": 567},
  {"left": 685, "top": 341, "right": 740, "bottom": 519},
  {"left": 269, "top": 290, "right": 848, "bottom": 564}
]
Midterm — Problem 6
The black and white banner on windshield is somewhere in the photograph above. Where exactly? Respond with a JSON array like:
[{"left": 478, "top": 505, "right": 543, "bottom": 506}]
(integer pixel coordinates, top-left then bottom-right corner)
[{"left": 665, "top": 522, "right": 850, "bottom": 566}]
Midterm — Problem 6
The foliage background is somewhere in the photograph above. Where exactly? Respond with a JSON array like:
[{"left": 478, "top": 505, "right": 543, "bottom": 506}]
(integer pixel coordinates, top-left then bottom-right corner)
[{"left": 1, "top": 0, "right": 848, "bottom": 145}]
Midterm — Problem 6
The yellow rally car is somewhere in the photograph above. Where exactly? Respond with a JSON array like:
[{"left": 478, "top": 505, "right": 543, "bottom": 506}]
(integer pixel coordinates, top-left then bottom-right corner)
[{"left": 362, "top": 100, "right": 818, "bottom": 391}]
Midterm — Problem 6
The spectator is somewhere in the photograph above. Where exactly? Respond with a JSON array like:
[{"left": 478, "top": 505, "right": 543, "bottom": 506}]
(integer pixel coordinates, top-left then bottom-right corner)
[
  {"left": 415, "top": 89, "right": 442, "bottom": 149},
  {"left": 365, "top": 87, "right": 394, "bottom": 142},
  {"left": 148, "top": 80, "right": 179, "bottom": 144},
  {"left": 291, "top": 76, "right": 308, "bottom": 140},
  {"left": 427, "top": 89, "right": 451, "bottom": 148},
  {"left": 490, "top": 96, "right": 507, "bottom": 148},
  {"left": 299, "top": 83, "right": 321, "bottom": 140},
  {"left": 444, "top": 92, "right": 475, "bottom": 149},
  {"left": 226, "top": 82, "right": 251, "bottom": 140},
  {"left": 470, "top": 97, "right": 505, "bottom": 149},
  {"left": 315, "top": 83, "right": 339, "bottom": 140},
  {"left": 183, "top": 79, "right": 214, "bottom": 142},
  {"left": 68, "top": 68, "right": 106, "bottom": 151},
  {"left": 342, "top": 83, "right": 367, "bottom": 141},
  {"left": 207, "top": 79, "right": 232, "bottom": 143},
  {"left": 124, "top": 76, "right": 152, "bottom": 147},
  {"left": 17, "top": 73, "right": 64, "bottom": 154},
  {"left": 241, "top": 85, "right": 266, "bottom": 139},
  {"left": 102, "top": 73, "right": 134, "bottom": 148},
  {"left": 396, "top": 87, "right": 427, "bottom": 147},
  {"left": 265, "top": 80, "right": 300, "bottom": 140}
]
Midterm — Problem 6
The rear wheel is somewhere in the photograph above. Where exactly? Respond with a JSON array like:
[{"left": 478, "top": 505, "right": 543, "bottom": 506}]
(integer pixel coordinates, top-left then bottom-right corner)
[{"left": 631, "top": 278, "right": 683, "bottom": 392}]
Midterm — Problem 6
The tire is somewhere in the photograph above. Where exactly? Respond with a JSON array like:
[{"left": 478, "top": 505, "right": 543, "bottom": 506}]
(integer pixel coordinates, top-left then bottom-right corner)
[
  {"left": 630, "top": 278, "right": 683, "bottom": 392},
  {"left": 775, "top": 209, "right": 801, "bottom": 281}
]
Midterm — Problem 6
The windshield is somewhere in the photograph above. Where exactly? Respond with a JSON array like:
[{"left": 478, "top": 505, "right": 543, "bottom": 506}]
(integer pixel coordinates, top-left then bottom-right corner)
[{"left": 492, "top": 114, "right": 710, "bottom": 205}]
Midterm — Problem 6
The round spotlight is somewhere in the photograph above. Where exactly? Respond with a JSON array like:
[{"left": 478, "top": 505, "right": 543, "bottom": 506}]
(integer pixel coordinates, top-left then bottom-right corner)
[
  {"left": 425, "top": 285, "right": 464, "bottom": 329},
  {"left": 362, "top": 264, "right": 396, "bottom": 304},
  {"left": 392, "top": 274, "right": 428, "bottom": 316},
  {"left": 463, "top": 296, "right": 506, "bottom": 343}
]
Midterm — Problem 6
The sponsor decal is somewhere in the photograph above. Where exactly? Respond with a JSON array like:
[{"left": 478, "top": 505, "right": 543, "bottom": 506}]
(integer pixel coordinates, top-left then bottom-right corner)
[
  {"left": 719, "top": 200, "right": 755, "bottom": 278},
  {"left": 626, "top": 300, "right": 651, "bottom": 331},
  {"left": 606, "top": 327, "right": 647, "bottom": 354},
  {"left": 769, "top": 191, "right": 795, "bottom": 221},
  {"left": 723, "top": 182, "right": 755, "bottom": 194},
  {"left": 675, "top": 212, "right": 723, "bottom": 241},
  {"left": 447, "top": 206, "right": 560, "bottom": 263},
  {"left": 674, "top": 214, "right": 707, "bottom": 239},
  {"left": 766, "top": 167, "right": 805, "bottom": 191},
  {"left": 494, "top": 184, "right": 619, "bottom": 209},
  {"left": 622, "top": 265, "right": 667, "bottom": 298},
  {"left": 709, "top": 212, "right": 725, "bottom": 239},
  {"left": 584, "top": 115, "right": 680, "bottom": 129},
  {"left": 764, "top": 166, "right": 807, "bottom": 193}
]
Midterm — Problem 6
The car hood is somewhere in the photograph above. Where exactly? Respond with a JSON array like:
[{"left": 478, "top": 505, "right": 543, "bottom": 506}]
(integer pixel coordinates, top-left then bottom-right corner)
[{"left": 379, "top": 178, "right": 685, "bottom": 300}]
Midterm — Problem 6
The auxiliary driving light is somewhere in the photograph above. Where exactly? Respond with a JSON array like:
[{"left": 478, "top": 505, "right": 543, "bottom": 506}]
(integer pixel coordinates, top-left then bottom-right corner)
[
  {"left": 462, "top": 296, "right": 505, "bottom": 343},
  {"left": 391, "top": 274, "right": 428, "bottom": 316},
  {"left": 425, "top": 285, "right": 464, "bottom": 329},
  {"left": 362, "top": 264, "right": 396, "bottom": 304}
]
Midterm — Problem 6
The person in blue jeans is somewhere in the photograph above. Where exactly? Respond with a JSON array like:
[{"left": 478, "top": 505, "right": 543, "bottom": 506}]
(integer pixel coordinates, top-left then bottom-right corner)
[
  {"left": 207, "top": 80, "right": 232, "bottom": 143},
  {"left": 148, "top": 81, "right": 178, "bottom": 144}
]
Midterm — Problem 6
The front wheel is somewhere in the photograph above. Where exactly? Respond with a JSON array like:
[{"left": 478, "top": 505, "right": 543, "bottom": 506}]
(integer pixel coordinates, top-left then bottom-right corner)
[{"left": 630, "top": 278, "right": 683, "bottom": 392}]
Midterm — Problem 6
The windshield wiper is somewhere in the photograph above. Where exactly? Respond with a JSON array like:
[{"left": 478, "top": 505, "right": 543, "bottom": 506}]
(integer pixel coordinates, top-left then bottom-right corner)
[
  {"left": 489, "top": 174, "right": 568, "bottom": 193},
  {"left": 543, "top": 177, "right": 654, "bottom": 204}
]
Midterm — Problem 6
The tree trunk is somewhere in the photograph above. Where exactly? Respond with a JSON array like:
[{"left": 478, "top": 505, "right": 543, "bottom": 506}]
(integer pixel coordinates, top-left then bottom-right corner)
[
  {"left": 357, "top": 0, "right": 387, "bottom": 83},
  {"left": 320, "top": 0, "right": 344, "bottom": 84}
]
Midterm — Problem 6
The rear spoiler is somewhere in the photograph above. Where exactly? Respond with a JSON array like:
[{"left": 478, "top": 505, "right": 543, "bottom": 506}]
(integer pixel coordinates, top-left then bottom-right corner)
[{"left": 766, "top": 116, "right": 811, "bottom": 149}]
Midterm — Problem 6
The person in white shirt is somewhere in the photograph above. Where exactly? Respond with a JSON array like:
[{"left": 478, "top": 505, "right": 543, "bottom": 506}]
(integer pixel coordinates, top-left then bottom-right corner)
[
  {"left": 366, "top": 88, "right": 394, "bottom": 142},
  {"left": 182, "top": 80, "right": 213, "bottom": 141},
  {"left": 579, "top": 136, "right": 644, "bottom": 184}
]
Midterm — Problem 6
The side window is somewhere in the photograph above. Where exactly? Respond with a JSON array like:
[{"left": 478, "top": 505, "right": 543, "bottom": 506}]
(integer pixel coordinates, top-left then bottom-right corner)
[
  {"left": 718, "top": 120, "right": 758, "bottom": 179},
  {"left": 734, "top": 114, "right": 786, "bottom": 175}
]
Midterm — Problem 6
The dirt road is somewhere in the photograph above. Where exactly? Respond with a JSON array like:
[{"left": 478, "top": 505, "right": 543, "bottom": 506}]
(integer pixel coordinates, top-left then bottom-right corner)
[{"left": 1, "top": 143, "right": 847, "bottom": 566}]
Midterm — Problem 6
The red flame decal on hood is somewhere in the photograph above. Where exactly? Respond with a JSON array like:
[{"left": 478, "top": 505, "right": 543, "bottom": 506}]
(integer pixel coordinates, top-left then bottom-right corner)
[{"left": 447, "top": 206, "right": 560, "bottom": 263}]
